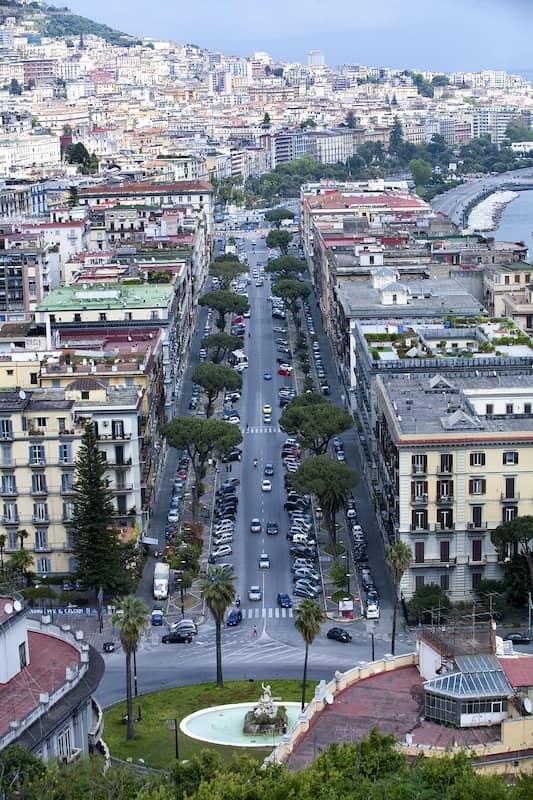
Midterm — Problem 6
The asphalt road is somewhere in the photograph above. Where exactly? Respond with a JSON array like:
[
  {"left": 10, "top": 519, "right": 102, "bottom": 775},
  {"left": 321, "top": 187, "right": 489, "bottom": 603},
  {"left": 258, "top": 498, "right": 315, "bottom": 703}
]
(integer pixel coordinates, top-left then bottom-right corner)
[{"left": 97, "top": 229, "right": 414, "bottom": 709}]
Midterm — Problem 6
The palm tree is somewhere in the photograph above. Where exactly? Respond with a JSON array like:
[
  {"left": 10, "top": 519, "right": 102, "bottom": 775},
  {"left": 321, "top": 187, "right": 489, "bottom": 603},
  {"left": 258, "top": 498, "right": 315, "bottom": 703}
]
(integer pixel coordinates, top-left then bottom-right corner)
[
  {"left": 294, "top": 599, "right": 324, "bottom": 710},
  {"left": 388, "top": 541, "right": 413, "bottom": 656},
  {"left": 6, "top": 548, "right": 34, "bottom": 586},
  {"left": 17, "top": 528, "right": 29, "bottom": 549},
  {"left": 321, "top": 485, "right": 348, "bottom": 550},
  {"left": 112, "top": 595, "right": 147, "bottom": 741},
  {"left": 0, "top": 533, "right": 6, "bottom": 572},
  {"left": 200, "top": 566, "right": 235, "bottom": 689}
]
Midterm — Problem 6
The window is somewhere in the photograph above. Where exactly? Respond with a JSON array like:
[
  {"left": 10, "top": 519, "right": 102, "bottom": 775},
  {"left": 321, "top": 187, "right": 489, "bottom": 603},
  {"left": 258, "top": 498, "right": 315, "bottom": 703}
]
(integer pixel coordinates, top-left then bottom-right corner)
[
  {"left": 0, "top": 444, "right": 12, "bottom": 466},
  {"left": 61, "top": 473, "right": 74, "bottom": 493},
  {"left": 411, "top": 509, "right": 428, "bottom": 530},
  {"left": 116, "top": 495, "right": 127, "bottom": 515},
  {"left": 58, "top": 443, "right": 72, "bottom": 464},
  {"left": 36, "top": 557, "right": 51, "bottom": 575},
  {"left": 471, "top": 505, "right": 483, "bottom": 528},
  {"left": 439, "top": 454, "right": 453, "bottom": 473},
  {"left": 414, "top": 541, "right": 425, "bottom": 563},
  {"left": 440, "top": 574, "right": 449, "bottom": 591},
  {"left": 3, "top": 502, "right": 18, "bottom": 523},
  {"left": 472, "top": 539, "right": 482, "bottom": 562},
  {"left": 471, "top": 572, "right": 482, "bottom": 590},
  {"left": 33, "top": 502, "right": 48, "bottom": 522},
  {"left": 62, "top": 501, "right": 75, "bottom": 522},
  {"left": 437, "top": 479, "right": 453, "bottom": 500},
  {"left": 504, "top": 275, "right": 510, "bottom": 285},
  {"left": 470, "top": 452, "right": 485, "bottom": 466},
  {"left": 440, "top": 540, "right": 450, "bottom": 562},
  {"left": 1, "top": 474, "right": 16, "bottom": 494},
  {"left": 415, "top": 576, "right": 425, "bottom": 591},
  {"left": 58, "top": 417, "right": 66, "bottom": 433},
  {"left": 437, "top": 509, "right": 453, "bottom": 530},
  {"left": 35, "top": 529, "right": 48, "bottom": 551},
  {"left": 29, "top": 444, "right": 45, "bottom": 465},
  {"left": 30, "top": 373, "right": 38, "bottom": 385},
  {"left": 486, "top": 404, "right": 494, "bottom": 415},
  {"left": 411, "top": 480, "right": 428, "bottom": 500},
  {"left": 525, "top": 403, "right": 532, "bottom": 415},
  {"left": 81, "top": 391, "right": 89, "bottom": 400},
  {"left": 0, "top": 419, "right": 13, "bottom": 440},
  {"left": 412, "top": 454, "right": 427, "bottom": 474},
  {"left": 36, "top": 417, "right": 47, "bottom": 428},
  {"left": 469, "top": 478, "right": 486, "bottom": 495},
  {"left": 506, "top": 404, "right": 513, "bottom": 415},
  {"left": 99, "top": 312, "right": 107, "bottom": 321},
  {"left": 19, "top": 642, "right": 27, "bottom": 670},
  {"left": 31, "top": 473, "right": 47, "bottom": 494},
  {"left": 111, "top": 420, "right": 124, "bottom": 438},
  {"left": 56, "top": 725, "right": 73, "bottom": 761},
  {"left": 7, "top": 530, "right": 17, "bottom": 549},
  {"left": 503, "top": 451, "right": 518, "bottom": 465},
  {"left": 504, "top": 477, "right": 516, "bottom": 499},
  {"left": 74, "top": 313, "right": 81, "bottom": 322},
  {"left": 125, "top": 312, "right": 132, "bottom": 321},
  {"left": 503, "top": 505, "right": 518, "bottom": 523}
]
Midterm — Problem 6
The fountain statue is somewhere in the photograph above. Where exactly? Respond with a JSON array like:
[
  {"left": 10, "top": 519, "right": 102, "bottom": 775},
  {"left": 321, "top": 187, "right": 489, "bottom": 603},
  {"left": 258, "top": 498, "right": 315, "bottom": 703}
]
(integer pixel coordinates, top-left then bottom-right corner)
[{"left": 243, "top": 683, "right": 288, "bottom": 736}]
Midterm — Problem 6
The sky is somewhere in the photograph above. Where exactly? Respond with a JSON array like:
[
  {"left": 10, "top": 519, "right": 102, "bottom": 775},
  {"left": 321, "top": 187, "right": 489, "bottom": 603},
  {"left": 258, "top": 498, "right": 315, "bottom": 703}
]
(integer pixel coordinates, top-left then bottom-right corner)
[{"left": 66, "top": 0, "right": 533, "bottom": 74}]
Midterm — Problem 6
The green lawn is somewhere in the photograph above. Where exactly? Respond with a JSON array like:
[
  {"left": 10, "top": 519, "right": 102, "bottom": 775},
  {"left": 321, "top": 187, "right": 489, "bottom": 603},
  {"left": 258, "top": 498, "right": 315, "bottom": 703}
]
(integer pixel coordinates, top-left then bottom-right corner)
[{"left": 103, "top": 679, "right": 303, "bottom": 768}]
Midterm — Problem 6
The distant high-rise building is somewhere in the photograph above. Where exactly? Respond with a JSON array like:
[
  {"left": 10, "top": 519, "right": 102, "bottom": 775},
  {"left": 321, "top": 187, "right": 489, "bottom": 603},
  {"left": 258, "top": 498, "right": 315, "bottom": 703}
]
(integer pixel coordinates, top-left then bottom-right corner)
[{"left": 308, "top": 50, "right": 325, "bottom": 68}]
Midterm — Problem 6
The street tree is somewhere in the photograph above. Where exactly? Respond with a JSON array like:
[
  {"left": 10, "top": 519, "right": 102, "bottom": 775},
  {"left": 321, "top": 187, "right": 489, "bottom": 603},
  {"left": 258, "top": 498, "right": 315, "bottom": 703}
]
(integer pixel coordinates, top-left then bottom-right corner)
[
  {"left": 192, "top": 363, "right": 242, "bottom": 418},
  {"left": 345, "top": 110, "right": 357, "bottom": 128},
  {"left": 279, "top": 393, "right": 352, "bottom": 455},
  {"left": 261, "top": 112, "right": 271, "bottom": 129},
  {"left": 292, "top": 455, "right": 358, "bottom": 548},
  {"left": 0, "top": 744, "right": 45, "bottom": 796},
  {"left": 200, "top": 566, "right": 236, "bottom": 688},
  {"left": 264, "top": 207, "right": 295, "bottom": 228},
  {"left": 491, "top": 516, "right": 533, "bottom": 592},
  {"left": 201, "top": 333, "right": 243, "bottom": 364},
  {"left": 272, "top": 278, "right": 310, "bottom": 324},
  {"left": 265, "top": 228, "right": 292, "bottom": 254},
  {"left": 409, "top": 158, "right": 432, "bottom": 189},
  {"left": 112, "top": 595, "right": 148, "bottom": 741},
  {"left": 209, "top": 260, "right": 244, "bottom": 290},
  {"left": 72, "top": 422, "right": 127, "bottom": 595},
  {"left": 407, "top": 583, "right": 450, "bottom": 624},
  {"left": 199, "top": 290, "right": 249, "bottom": 331},
  {"left": 6, "top": 549, "right": 34, "bottom": 586},
  {"left": 0, "top": 533, "right": 5, "bottom": 572},
  {"left": 17, "top": 528, "right": 29, "bottom": 549},
  {"left": 388, "top": 541, "right": 413, "bottom": 655},
  {"left": 264, "top": 255, "right": 304, "bottom": 279},
  {"left": 389, "top": 116, "right": 404, "bottom": 156},
  {"left": 163, "top": 418, "right": 242, "bottom": 517},
  {"left": 294, "top": 599, "right": 324, "bottom": 710}
]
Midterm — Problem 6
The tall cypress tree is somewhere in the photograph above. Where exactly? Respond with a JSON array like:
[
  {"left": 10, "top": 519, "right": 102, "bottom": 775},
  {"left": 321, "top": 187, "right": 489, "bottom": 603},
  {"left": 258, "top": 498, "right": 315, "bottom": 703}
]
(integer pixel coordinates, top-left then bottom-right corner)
[{"left": 72, "top": 422, "right": 123, "bottom": 593}]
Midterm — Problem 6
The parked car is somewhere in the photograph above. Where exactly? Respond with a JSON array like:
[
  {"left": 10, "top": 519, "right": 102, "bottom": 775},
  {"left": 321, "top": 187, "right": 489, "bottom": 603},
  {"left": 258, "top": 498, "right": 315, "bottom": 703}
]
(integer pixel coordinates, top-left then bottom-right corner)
[
  {"left": 327, "top": 627, "right": 352, "bottom": 643},
  {"left": 170, "top": 619, "right": 198, "bottom": 636},
  {"left": 221, "top": 449, "right": 242, "bottom": 463},
  {"left": 277, "top": 592, "right": 292, "bottom": 608},
  {"left": 504, "top": 632, "right": 531, "bottom": 645},
  {"left": 151, "top": 606, "right": 164, "bottom": 626}
]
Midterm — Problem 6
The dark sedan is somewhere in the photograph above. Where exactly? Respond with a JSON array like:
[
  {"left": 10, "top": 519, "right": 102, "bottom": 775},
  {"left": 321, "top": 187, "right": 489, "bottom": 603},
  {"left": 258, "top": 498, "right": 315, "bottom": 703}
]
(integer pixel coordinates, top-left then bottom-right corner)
[
  {"left": 226, "top": 609, "right": 243, "bottom": 626},
  {"left": 504, "top": 632, "right": 531, "bottom": 645},
  {"left": 161, "top": 631, "right": 193, "bottom": 644},
  {"left": 327, "top": 627, "right": 352, "bottom": 643}
]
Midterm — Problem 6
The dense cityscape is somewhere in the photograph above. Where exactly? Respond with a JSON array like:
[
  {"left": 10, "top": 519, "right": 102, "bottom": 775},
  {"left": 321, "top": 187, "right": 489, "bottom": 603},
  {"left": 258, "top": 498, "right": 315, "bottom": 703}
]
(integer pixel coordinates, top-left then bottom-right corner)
[{"left": 0, "top": 0, "right": 532, "bottom": 796}]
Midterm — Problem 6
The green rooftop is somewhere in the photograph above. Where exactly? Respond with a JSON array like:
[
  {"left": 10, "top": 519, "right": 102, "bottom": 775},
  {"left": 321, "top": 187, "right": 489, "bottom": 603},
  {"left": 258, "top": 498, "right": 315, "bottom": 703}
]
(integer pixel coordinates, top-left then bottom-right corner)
[{"left": 36, "top": 282, "right": 175, "bottom": 312}]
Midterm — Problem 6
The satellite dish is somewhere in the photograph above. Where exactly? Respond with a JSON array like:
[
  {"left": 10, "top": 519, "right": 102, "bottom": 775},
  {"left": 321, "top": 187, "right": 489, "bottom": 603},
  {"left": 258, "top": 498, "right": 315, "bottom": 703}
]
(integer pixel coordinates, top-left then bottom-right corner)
[
  {"left": 325, "top": 692, "right": 334, "bottom": 705},
  {"left": 4, "top": 602, "right": 13, "bottom": 615},
  {"left": 19, "top": 390, "right": 26, "bottom": 400},
  {"left": 13, "top": 600, "right": 22, "bottom": 612},
  {"left": 524, "top": 698, "right": 532, "bottom": 715}
]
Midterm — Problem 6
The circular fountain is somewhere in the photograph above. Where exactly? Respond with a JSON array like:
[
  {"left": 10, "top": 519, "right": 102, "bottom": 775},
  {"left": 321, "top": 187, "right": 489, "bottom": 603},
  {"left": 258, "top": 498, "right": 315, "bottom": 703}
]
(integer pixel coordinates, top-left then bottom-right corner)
[{"left": 180, "top": 684, "right": 300, "bottom": 747}]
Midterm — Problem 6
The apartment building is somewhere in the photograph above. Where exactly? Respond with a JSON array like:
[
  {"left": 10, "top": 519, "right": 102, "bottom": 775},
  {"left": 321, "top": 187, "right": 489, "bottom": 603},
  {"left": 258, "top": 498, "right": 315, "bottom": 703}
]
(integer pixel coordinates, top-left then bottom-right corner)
[
  {"left": 483, "top": 262, "right": 533, "bottom": 323},
  {"left": 374, "top": 370, "right": 533, "bottom": 602},
  {"left": 0, "top": 181, "right": 47, "bottom": 217},
  {"left": 0, "top": 134, "right": 61, "bottom": 177},
  {"left": 0, "top": 230, "right": 51, "bottom": 320}
]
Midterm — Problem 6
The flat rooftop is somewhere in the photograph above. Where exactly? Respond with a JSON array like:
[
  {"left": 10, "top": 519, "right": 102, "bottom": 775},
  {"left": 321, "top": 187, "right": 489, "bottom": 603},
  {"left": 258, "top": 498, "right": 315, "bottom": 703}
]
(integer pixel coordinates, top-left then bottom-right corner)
[
  {"left": 378, "top": 371, "right": 533, "bottom": 436},
  {"left": 338, "top": 278, "right": 483, "bottom": 318},
  {"left": 287, "top": 666, "right": 500, "bottom": 770},
  {"left": 36, "top": 282, "right": 175, "bottom": 312}
]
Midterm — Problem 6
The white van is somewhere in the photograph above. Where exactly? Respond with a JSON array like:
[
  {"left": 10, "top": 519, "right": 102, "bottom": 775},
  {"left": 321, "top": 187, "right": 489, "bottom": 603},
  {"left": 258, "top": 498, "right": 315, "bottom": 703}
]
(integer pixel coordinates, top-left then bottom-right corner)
[{"left": 366, "top": 602, "right": 380, "bottom": 620}]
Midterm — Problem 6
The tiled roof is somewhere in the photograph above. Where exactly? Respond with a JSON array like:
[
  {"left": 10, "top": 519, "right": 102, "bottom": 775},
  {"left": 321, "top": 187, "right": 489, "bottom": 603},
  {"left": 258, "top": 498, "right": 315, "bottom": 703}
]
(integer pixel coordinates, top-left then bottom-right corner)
[{"left": 497, "top": 657, "right": 533, "bottom": 687}]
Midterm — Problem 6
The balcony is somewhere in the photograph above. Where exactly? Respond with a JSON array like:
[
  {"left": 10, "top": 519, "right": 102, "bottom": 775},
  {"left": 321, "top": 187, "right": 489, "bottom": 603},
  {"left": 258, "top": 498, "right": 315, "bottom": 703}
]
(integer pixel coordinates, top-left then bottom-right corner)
[
  {"left": 106, "top": 458, "right": 132, "bottom": 468},
  {"left": 32, "top": 515, "right": 49, "bottom": 524},
  {"left": 436, "top": 466, "right": 453, "bottom": 476},
  {"left": 410, "top": 494, "right": 428, "bottom": 506},
  {"left": 433, "top": 523, "right": 455, "bottom": 533},
  {"left": 60, "top": 485, "right": 75, "bottom": 495},
  {"left": 467, "top": 522, "right": 486, "bottom": 531},
  {"left": 410, "top": 557, "right": 457, "bottom": 568},
  {"left": 501, "top": 492, "right": 520, "bottom": 502},
  {"left": 0, "top": 460, "right": 15, "bottom": 469},
  {"left": 409, "top": 525, "right": 430, "bottom": 534},
  {"left": 29, "top": 459, "right": 46, "bottom": 468},
  {"left": 58, "top": 458, "right": 75, "bottom": 467},
  {"left": 468, "top": 556, "right": 488, "bottom": 566},
  {"left": 97, "top": 432, "right": 132, "bottom": 441},
  {"left": 30, "top": 488, "right": 47, "bottom": 497},
  {"left": 411, "top": 466, "right": 427, "bottom": 476},
  {"left": 2, "top": 515, "right": 19, "bottom": 525},
  {"left": 0, "top": 431, "right": 13, "bottom": 442},
  {"left": 0, "top": 487, "right": 17, "bottom": 497},
  {"left": 113, "top": 484, "right": 133, "bottom": 493},
  {"left": 436, "top": 495, "right": 454, "bottom": 505}
]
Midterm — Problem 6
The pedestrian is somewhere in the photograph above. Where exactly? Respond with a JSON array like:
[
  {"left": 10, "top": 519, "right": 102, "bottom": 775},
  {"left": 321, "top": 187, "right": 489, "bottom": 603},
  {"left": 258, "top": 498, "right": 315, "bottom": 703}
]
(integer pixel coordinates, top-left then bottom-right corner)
[{"left": 252, "top": 625, "right": 258, "bottom": 638}]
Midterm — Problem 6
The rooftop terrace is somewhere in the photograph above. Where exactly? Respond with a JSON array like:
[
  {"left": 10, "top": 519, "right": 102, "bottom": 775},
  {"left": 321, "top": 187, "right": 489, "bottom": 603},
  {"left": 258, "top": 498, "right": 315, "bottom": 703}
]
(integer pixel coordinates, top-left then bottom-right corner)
[{"left": 36, "top": 282, "right": 175, "bottom": 312}]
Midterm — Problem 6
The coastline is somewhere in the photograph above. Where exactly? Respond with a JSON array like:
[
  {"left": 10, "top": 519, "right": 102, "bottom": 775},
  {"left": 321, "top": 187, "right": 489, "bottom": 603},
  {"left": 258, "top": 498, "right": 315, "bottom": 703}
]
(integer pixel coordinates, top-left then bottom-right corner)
[{"left": 464, "top": 190, "right": 519, "bottom": 233}]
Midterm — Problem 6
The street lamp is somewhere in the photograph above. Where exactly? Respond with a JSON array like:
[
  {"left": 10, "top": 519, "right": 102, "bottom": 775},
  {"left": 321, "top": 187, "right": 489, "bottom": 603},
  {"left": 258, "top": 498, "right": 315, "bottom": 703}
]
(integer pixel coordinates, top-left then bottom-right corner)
[{"left": 346, "top": 573, "right": 351, "bottom": 595}]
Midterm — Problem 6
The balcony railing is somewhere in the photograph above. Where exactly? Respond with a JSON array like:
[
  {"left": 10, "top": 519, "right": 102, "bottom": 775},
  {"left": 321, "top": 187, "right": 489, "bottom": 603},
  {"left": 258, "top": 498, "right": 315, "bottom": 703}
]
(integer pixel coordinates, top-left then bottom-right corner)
[
  {"left": 410, "top": 557, "right": 457, "bottom": 568},
  {"left": 409, "top": 524, "right": 430, "bottom": 533},
  {"left": 411, "top": 466, "right": 427, "bottom": 476},
  {"left": 500, "top": 492, "right": 520, "bottom": 502},
  {"left": 106, "top": 458, "right": 132, "bottom": 468},
  {"left": 0, "top": 488, "right": 17, "bottom": 497},
  {"left": 32, "top": 515, "right": 50, "bottom": 524},
  {"left": 467, "top": 521, "right": 486, "bottom": 530},
  {"left": 2, "top": 515, "right": 19, "bottom": 525},
  {"left": 29, "top": 459, "right": 46, "bottom": 467},
  {"left": 436, "top": 466, "right": 453, "bottom": 476},
  {"left": 433, "top": 523, "right": 455, "bottom": 532},
  {"left": 436, "top": 495, "right": 454, "bottom": 505},
  {"left": 468, "top": 556, "right": 487, "bottom": 565},
  {"left": 410, "top": 494, "right": 428, "bottom": 505}
]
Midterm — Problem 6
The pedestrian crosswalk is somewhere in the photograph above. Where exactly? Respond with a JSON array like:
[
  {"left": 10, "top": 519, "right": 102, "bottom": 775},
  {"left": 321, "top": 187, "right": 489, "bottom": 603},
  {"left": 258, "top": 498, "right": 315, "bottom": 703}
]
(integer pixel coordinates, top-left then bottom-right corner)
[
  {"left": 245, "top": 426, "right": 281, "bottom": 434},
  {"left": 240, "top": 606, "right": 293, "bottom": 619}
]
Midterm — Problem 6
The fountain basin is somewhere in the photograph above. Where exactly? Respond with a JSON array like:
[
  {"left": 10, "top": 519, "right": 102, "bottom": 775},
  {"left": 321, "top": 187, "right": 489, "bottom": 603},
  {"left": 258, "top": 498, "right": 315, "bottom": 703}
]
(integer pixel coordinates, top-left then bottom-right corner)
[{"left": 180, "top": 702, "right": 301, "bottom": 747}]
